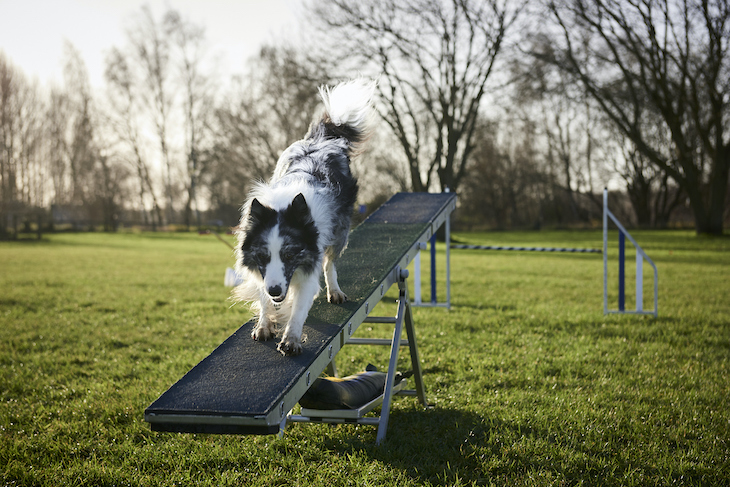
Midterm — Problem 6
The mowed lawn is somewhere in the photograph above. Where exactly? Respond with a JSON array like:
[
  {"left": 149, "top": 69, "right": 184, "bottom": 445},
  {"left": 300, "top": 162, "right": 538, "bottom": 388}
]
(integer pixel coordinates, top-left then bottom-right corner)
[{"left": 1, "top": 229, "right": 728, "bottom": 486}]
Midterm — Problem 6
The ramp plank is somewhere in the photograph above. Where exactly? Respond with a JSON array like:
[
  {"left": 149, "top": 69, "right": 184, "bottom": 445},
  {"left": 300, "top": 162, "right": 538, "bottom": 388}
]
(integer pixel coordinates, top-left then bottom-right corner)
[{"left": 145, "top": 192, "right": 456, "bottom": 434}]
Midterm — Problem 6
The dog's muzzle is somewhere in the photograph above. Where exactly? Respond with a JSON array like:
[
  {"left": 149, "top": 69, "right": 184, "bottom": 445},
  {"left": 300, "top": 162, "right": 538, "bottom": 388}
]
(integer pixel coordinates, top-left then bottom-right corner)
[{"left": 268, "top": 285, "right": 285, "bottom": 303}]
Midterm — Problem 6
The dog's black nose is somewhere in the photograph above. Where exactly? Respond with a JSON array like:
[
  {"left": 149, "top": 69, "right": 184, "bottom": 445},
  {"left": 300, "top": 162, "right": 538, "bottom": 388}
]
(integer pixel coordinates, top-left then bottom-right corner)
[{"left": 268, "top": 285, "right": 282, "bottom": 297}]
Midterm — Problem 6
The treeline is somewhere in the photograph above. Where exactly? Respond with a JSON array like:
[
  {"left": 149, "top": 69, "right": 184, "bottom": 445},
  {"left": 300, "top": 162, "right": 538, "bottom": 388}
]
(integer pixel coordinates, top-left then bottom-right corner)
[{"left": 1, "top": 0, "right": 728, "bottom": 237}]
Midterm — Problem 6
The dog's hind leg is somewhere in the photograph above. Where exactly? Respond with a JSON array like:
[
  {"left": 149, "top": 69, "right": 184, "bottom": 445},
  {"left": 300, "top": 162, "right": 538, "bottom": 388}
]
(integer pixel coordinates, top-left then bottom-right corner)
[
  {"left": 251, "top": 296, "right": 277, "bottom": 341},
  {"left": 323, "top": 250, "right": 347, "bottom": 304}
]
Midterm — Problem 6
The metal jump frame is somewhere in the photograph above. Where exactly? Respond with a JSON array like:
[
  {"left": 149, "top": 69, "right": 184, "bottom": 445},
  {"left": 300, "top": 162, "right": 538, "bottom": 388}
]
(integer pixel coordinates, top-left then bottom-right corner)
[
  {"left": 413, "top": 201, "right": 452, "bottom": 309},
  {"left": 603, "top": 188, "right": 658, "bottom": 317}
]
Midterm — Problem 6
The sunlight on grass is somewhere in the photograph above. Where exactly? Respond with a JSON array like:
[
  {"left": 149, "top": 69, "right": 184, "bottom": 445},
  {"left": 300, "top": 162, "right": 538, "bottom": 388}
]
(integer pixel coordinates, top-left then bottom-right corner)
[{"left": 1, "top": 230, "right": 728, "bottom": 486}]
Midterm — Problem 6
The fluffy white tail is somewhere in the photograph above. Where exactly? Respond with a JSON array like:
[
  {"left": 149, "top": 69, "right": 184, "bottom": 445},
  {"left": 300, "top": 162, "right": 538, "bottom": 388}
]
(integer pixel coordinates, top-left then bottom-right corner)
[{"left": 319, "top": 79, "right": 376, "bottom": 131}]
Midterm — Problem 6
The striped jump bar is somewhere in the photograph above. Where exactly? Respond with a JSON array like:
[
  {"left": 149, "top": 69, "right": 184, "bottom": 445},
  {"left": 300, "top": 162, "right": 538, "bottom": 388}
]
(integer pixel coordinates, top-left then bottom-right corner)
[{"left": 452, "top": 244, "right": 601, "bottom": 253}]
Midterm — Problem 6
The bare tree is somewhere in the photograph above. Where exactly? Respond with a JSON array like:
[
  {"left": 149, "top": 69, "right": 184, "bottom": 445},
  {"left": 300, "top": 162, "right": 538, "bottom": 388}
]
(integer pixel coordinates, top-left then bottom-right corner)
[
  {"left": 47, "top": 87, "right": 70, "bottom": 207},
  {"left": 89, "top": 149, "right": 129, "bottom": 231},
  {"left": 309, "top": 0, "right": 523, "bottom": 193},
  {"left": 46, "top": 43, "right": 131, "bottom": 230},
  {"left": 0, "top": 52, "right": 22, "bottom": 233},
  {"left": 165, "top": 9, "right": 212, "bottom": 230},
  {"left": 15, "top": 77, "right": 46, "bottom": 209},
  {"left": 127, "top": 5, "right": 177, "bottom": 224},
  {"left": 0, "top": 56, "right": 19, "bottom": 212},
  {"left": 105, "top": 47, "right": 164, "bottom": 228},
  {"left": 0, "top": 53, "right": 49, "bottom": 236},
  {"left": 514, "top": 45, "right": 592, "bottom": 222},
  {"left": 208, "top": 45, "right": 333, "bottom": 223},
  {"left": 107, "top": 6, "right": 217, "bottom": 228},
  {"left": 606, "top": 116, "right": 685, "bottom": 228},
  {"left": 543, "top": 0, "right": 730, "bottom": 235},
  {"left": 45, "top": 44, "right": 98, "bottom": 212},
  {"left": 460, "top": 116, "right": 546, "bottom": 229},
  {"left": 61, "top": 43, "right": 97, "bottom": 208}
]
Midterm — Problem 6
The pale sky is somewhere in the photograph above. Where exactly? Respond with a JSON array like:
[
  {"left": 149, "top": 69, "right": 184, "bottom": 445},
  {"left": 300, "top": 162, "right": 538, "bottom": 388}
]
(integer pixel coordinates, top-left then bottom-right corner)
[{"left": 0, "top": 0, "right": 303, "bottom": 88}]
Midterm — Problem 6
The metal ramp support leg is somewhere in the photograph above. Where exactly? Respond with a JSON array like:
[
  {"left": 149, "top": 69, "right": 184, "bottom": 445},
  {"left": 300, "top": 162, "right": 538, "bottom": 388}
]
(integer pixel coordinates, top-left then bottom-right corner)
[
  {"left": 375, "top": 274, "right": 408, "bottom": 444},
  {"left": 376, "top": 268, "right": 428, "bottom": 444},
  {"left": 282, "top": 267, "right": 428, "bottom": 445}
]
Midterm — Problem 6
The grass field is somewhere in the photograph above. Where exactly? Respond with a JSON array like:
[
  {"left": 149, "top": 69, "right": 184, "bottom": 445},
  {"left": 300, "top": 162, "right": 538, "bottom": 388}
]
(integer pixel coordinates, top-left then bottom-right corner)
[{"left": 1, "top": 229, "right": 728, "bottom": 486}]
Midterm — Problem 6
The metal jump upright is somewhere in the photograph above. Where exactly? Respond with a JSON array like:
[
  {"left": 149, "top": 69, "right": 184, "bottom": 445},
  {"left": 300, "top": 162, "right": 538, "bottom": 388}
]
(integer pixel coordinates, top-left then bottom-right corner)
[
  {"left": 603, "top": 188, "right": 658, "bottom": 317},
  {"left": 412, "top": 191, "right": 455, "bottom": 309}
]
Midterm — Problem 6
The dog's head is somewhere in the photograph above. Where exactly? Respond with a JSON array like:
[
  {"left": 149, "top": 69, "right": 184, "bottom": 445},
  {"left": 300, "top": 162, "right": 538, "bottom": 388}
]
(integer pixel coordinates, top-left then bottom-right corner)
[{"left": 240, "top": 193, "right": 319, "bottom": 303}]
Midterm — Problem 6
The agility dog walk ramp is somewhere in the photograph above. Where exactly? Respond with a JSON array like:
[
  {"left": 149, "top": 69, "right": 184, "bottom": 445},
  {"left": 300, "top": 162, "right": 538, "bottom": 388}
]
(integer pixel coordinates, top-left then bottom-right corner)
[{"left": 144, "top": 192, "right": 456, "bottom": 443}]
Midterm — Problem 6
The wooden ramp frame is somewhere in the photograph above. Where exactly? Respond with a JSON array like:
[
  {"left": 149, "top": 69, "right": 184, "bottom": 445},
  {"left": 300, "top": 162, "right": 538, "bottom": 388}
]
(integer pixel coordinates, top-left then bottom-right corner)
[{"left": 144, "top": 192, "right": 457, "bottom": 444}]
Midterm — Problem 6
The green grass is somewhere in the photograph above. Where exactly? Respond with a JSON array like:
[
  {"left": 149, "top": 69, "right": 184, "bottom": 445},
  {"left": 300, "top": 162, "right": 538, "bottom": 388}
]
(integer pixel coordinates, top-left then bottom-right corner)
[{"left": 1, "top": 230, "right": 728, "bottom": 486}]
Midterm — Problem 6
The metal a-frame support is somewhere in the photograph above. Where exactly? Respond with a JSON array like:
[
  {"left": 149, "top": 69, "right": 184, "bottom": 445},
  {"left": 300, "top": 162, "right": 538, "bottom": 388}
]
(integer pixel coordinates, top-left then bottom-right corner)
[{"left": 281, "top": 267, "right": 428, "bottom": 445}]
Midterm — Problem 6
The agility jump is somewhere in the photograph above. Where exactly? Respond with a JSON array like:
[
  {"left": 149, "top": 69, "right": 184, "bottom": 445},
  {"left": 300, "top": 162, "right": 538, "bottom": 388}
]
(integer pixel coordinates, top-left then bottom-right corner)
[
  {"left": 603, "top": 188, "right": 658, "bottom": 317},
  {"left": 145, "top": 192, "right": 456, "bottom": 444}
]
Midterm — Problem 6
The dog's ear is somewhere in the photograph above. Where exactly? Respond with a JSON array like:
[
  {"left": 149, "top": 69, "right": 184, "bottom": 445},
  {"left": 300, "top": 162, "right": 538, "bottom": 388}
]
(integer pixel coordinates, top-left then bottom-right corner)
[
  {"left": 284, "top": 194, "right": 319, "bottom": 250},
  {"left": 291, "top": 193, "right": 309, "bottom": 214},
  {"left": 284, "top": 193, "right": 314, "bottom": 226},
  {"left": 248, "top": 198, "right": 276, "bottom": 226}
]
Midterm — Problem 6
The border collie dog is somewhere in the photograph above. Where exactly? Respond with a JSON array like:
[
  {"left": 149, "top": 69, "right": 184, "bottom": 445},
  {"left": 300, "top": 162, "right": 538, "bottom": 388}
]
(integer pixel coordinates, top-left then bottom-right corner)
[{"left": 234, "top": 79, "right": 375, "bottom": 356}]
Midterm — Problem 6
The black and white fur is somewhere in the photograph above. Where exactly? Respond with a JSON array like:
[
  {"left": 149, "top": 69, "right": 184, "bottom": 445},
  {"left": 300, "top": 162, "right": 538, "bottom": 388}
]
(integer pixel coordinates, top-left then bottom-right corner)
[{"left": 233, "top": 79, "right": 375, "bottom": 356}]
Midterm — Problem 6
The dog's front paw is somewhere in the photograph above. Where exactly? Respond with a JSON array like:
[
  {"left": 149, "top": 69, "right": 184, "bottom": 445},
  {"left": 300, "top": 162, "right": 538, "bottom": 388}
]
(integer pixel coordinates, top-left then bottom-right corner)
[
  {"left": 251, "top": 322, "right": 275, "bottom": 341},
  {"left": 277, "top": 335, "right": 302, "bottom": 356},
  {"left": 328, "top": 289, "right": 348, "bottom": 304}
]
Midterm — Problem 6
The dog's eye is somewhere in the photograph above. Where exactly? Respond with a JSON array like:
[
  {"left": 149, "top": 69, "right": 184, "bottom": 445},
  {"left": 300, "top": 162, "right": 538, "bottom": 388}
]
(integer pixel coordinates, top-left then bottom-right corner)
[{"left": 281, "top": 248, "right": 302, "bottom": 261}]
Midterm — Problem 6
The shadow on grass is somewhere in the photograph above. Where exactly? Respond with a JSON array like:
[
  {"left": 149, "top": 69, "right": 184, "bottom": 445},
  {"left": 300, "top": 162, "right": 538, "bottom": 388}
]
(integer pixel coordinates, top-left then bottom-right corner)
[
  {"left": 311, "top": 405, "right": 711, "bottom": 486},
  {"left": 307, "top": 407, "right": 487, "bottom": 484},
  {"left": 329, "top": 406, "right": 540, "bottom": 484}
]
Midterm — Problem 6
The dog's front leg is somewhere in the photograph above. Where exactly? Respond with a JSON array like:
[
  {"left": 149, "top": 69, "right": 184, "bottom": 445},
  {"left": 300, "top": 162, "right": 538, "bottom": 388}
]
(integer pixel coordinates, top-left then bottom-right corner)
[
  {"left": 251, "top": 295, "right": 276, "bottom": 341},
  {"left": 277, "top": 278, "right": 319, "bottom": 356}
]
